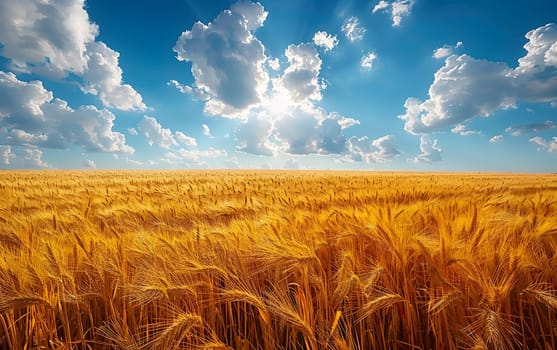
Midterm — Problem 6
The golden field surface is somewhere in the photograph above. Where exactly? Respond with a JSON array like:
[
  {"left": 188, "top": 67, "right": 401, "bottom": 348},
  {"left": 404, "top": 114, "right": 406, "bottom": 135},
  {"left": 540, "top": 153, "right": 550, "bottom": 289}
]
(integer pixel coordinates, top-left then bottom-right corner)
[{"left": 0, "top": 171, "right": 556, "bottom": 350}]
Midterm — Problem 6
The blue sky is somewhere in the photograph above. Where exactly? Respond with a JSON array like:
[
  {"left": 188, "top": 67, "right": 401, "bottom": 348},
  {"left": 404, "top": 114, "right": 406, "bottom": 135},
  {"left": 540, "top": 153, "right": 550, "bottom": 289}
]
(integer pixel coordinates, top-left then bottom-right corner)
[{"left": 0, "top": 0, "right": 556, "bottom": 172}]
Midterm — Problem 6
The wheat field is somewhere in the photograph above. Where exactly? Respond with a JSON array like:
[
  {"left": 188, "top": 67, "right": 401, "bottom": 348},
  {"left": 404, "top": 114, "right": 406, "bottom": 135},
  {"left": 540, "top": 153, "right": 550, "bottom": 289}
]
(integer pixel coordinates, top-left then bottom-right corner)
[{"left": 0, "top": 170, "right": 556, "bottom": 350}]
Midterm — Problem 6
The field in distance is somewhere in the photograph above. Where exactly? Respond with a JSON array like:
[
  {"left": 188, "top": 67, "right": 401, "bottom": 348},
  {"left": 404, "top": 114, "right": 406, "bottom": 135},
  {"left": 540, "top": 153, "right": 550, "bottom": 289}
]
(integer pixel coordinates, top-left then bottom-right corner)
[{"left": 0, "top": 170, "right": 556, "bottom": 350}]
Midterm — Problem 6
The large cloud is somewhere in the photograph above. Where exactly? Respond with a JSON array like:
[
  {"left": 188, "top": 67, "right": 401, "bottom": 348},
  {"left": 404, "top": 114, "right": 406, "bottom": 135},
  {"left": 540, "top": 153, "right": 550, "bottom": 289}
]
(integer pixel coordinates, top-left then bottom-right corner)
[
  {"left": 0, "top": 0, "right": 145, "bottom": 111},
  {"left": 399, "top": 55, "right": 515, "bottom": 134},
  {"left": 173, "top": 0, "right": 269, "bottom": 117},
  {"left": 0, "top": 71, "right": 134, "bottom": 157},
  {"left": 0, "top": 0, "right": 97, "bottom": 74},
  {"left": 400, "top": 23, "right": 557, "bottom": 135}
]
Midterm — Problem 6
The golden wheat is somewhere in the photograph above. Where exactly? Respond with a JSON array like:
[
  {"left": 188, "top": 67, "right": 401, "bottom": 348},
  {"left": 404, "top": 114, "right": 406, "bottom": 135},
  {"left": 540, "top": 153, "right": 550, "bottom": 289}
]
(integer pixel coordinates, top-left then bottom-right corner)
[{"left": 0, "top": 170, "right": 556, "bottom": 349}]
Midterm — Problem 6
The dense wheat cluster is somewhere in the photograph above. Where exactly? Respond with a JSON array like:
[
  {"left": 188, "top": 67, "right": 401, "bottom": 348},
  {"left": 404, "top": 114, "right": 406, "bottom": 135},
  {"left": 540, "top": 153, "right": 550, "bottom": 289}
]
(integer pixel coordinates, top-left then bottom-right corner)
[{"left": 0, "top": 171, "right": 556, "bottom": 349}]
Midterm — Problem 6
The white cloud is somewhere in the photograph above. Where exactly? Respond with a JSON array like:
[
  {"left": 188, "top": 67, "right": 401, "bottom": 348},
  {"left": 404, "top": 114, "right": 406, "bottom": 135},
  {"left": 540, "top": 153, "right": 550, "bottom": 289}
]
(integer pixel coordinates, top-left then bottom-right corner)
[
  {"left": 361, "top": 52, "right": 377, "bottom": 70},
  {"left": 0, "top": 0, "right": 145, "bottom": 111},
  {"left": 81, "top": 42, "right": 146, "bottom": 111},
  {"left": 391, "top": 0, "right": 415, "bottom": 27},
  {"left": 173, "top": 1, "right": 269, "bottom": 118},
  {"left": 267, "top": 58, "right": 280, "bottom": 71},
  {"left": 23, "top": 148, "right": 48, "bottom": 168},
  {"left": 168, "top": 79, "right": 192, "bottom": 94},
  {"left": 175, "top": 131, "right": 197, "bottom": 147},
  {"left": 371, "top": 135, "right": 401, "bottom": 161},
  {"left": 228, "top": 37, "right": 370, "bottom": 160},
  {"left": 137, "top": 116, "right": 177, "bottom": 149},
  {"left": 0, "top": 71, "right": 134, "bottom": 155},
  {"left": 128, "top": 128, "right": 138, "bottom": 136},
  {"left": 341, "top": 17, "right": 366, "bottom": 42},
  {"left": 412, "top": 135, "right": 442, "bottom": 163},
  {"left": 372, "top": 1, "right": 390, "bottom": 13},
  {"left": 516, "top": 23, "right": 557, "bottom": 73},
  {"left": 0, "top": 145, "right": 11, "bottom": 165},
  {"left": 0, "top": 0, "right": 97, "bottom": 74},
  {"left": 451, "top": 123, "right": 481, "bottom": 136},
  {"left": 202, "top": 124, "right": 213, "bottom": 138},
  {"left": 529, "top": 136, "right": 557, "bottom": 152},
  {"left": 433, "top": 41, "right": 463, "bottom": 59},
  {"left": 399, "top": 54, "right": 515, "bottom": 135},
  {"left": 164, "top": 147, "right": 227, "bottom": 163},
  {"left": 275, "top": 109, "right": 321, "bottom": 154},
  {"left": 277, "top": 43, "right": 324, "bottom": 104},
  {"left": 489, "top": 135, "right": 504, "bottom": 143},
  {"left": 401, "top": 24, "right": 557, "bottom": 136},
  {"left": 346, "top": 135, "right": 400, "bottom": 163},
  {"left": 313, "top": 31, "right": 339, "bottom": 52},
  {"left": 235, "top": 116, "right": 275, "bottom": 156},
  {"left": 505, "top": 120, "right": 556, "bottom": 136},
  {"left": 338, "top": 116, "right": 360, "bottom": 129},
  {"left": 230, "top": 0, "right": 268, "bottom": 31},
  {"left": 373, "top": 0, "right": 415, "bottom": 27},
  {"left": 84, "top": 159, "right": 96, "bottom": 169}
]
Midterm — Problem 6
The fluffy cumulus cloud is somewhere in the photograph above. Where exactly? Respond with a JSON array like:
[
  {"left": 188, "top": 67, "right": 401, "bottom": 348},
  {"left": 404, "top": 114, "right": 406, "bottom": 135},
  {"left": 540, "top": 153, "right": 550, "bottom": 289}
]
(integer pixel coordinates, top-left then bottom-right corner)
[
  {"left": 137, "top": 116, "right": 178, "bottom": 149},
  {"left": 169, "top": 1, "right": 398, "bottom": 164},
  {"left": 233, "top": 41, "right": 373, "bottom": 159},
  {"left": 173, "top": 0, "right": 269, "bottom": 117},
  {"left": 0, "top": 71, "right": 134, "bottom": 159},
  {"left": 23, "top": 148, "right": 48, "bottom": 168},
  {"left": 235, "top": 116, "right": 275, "bottom": 156},
  {"left": 412, "top": 135, "right": 442, "bottom": 163},
  {"left": 399, "top": 55, "right": 515, "bottom": 135},
  {"left": 341, "top": 17, "right": 366, "bottom": 42},
  {"left": 346, "top": 135, "right": 400, "bottom": 163},
  {"left": 361, "top": 52, "right": 378, "bottom": 70},
  {"left": 81, "top": 42, "right": 146, "bottom": 111},
  {"left": 278, "top": 43, "right": 324, "bottom": 103},
  {"left": 274, "top": 108, "right": 323, "bottom": 154},
  {"left": 529, "top": 136, "right": 557, "bottom": 152},
  {"left": 0, "top": 0, "right": 145, "bottom": 111},
  {"left": 373, "top": 0, "right": 416, "bottom": 27},
  {"left": 433, "top": 41, "right": 463, "bottom": 59},
  {"left": 312, "top": 31, "right": 339, "bottom": 52},
  {"left": 0, "top": 0, "right": 97, "bottom": 74},
  {"left": 400, "top": 24, "right": 557, "bottom": 136},
  {"left": 506, "top": 120, "right": 556, "bottom": 136}
]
